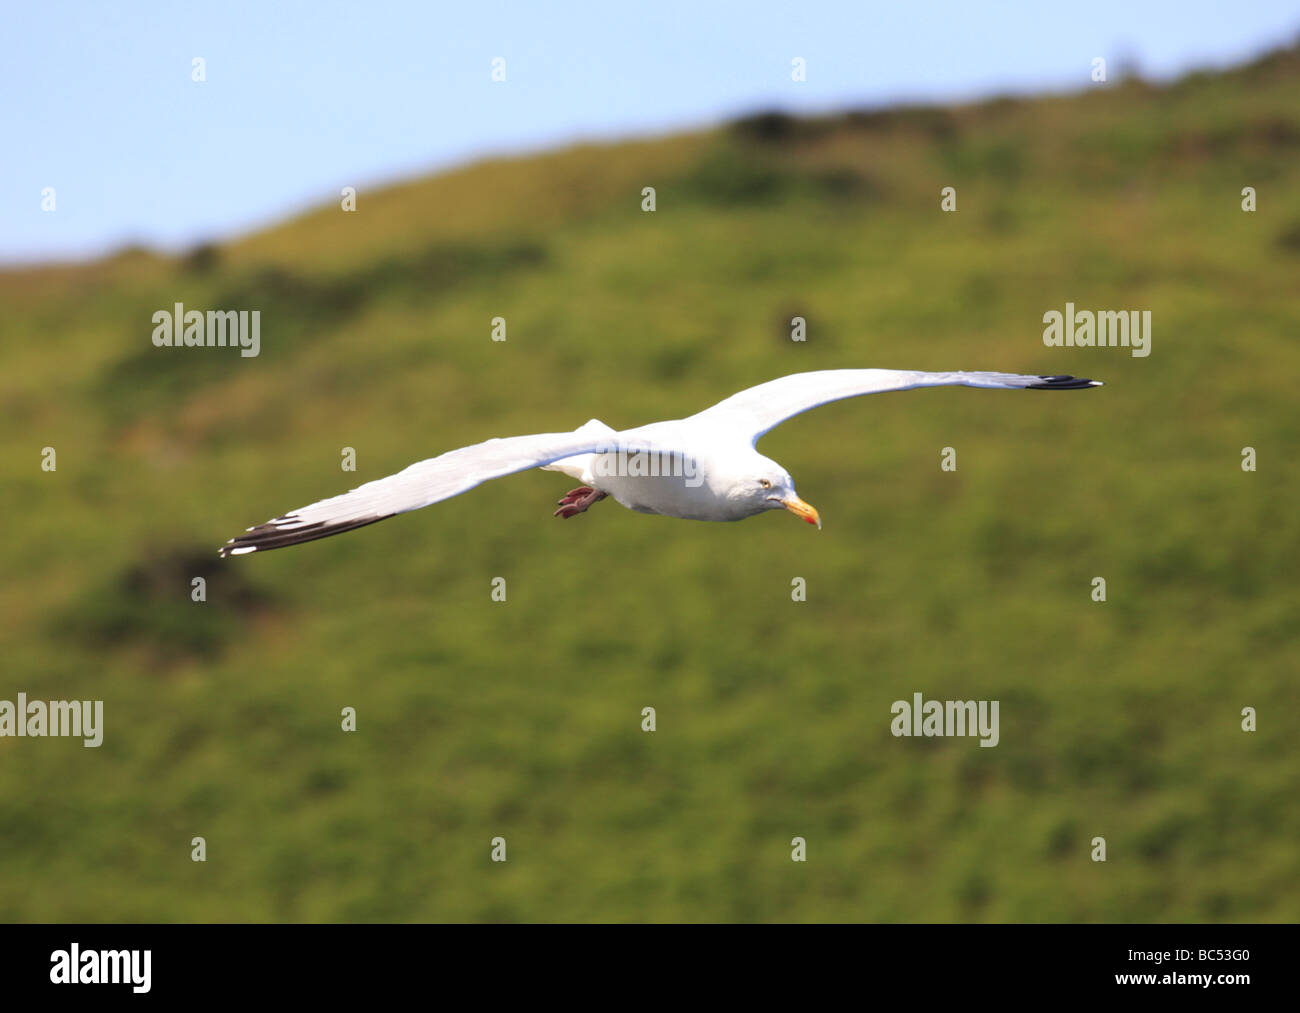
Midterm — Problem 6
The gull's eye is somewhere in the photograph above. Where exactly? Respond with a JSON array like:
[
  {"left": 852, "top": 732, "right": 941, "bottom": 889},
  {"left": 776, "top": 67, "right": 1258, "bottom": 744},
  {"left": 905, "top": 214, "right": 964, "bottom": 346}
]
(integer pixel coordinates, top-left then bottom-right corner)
[{"left": 760, "top": 479, "right": 772, "bottom": 489}]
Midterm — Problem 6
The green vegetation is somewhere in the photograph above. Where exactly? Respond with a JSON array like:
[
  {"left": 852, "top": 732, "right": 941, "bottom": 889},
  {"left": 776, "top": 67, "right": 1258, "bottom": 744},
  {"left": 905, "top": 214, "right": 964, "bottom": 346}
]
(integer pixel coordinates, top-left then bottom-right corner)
[{"left": 2, "top": 47, "right": 1298, "bottom": 922}]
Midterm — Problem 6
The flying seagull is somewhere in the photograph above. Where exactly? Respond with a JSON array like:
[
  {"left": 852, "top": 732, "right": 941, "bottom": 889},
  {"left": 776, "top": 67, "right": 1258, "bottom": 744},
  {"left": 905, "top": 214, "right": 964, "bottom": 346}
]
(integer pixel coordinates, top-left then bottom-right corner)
[{"left": 219, "top": 368, "right": 1101, "bottom": 556}]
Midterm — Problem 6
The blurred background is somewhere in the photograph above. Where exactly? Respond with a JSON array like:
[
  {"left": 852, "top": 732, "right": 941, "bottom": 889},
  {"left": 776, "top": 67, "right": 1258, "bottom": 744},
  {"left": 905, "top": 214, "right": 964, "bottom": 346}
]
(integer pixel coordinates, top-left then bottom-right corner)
[{"left": 1, "top": 1, "right": 1297, "bottom": 921}]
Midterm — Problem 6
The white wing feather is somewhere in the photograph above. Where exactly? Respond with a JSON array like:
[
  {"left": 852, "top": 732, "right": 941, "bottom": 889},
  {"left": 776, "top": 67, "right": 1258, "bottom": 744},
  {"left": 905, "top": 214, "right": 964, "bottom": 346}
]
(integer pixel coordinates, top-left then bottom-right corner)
[
  {"left": 220, "top": 428, "right": 674, "bottom": 555},
  {"left": 689, "top": 369, "right": 1101, "bottom": 443}
]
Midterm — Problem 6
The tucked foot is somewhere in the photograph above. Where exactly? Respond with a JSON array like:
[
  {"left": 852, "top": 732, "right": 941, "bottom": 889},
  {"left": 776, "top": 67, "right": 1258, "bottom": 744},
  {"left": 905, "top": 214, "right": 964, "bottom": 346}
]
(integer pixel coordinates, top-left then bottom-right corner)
[{"left": 553, "top": 486, "right": 607, "bottom": 519}]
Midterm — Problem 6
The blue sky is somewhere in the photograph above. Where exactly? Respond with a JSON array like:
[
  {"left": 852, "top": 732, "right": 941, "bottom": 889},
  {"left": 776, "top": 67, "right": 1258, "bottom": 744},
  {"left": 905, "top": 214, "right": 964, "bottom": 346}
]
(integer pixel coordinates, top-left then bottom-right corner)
[{"left": 3, "top": 0, "right": 1297, "bottom": 264}]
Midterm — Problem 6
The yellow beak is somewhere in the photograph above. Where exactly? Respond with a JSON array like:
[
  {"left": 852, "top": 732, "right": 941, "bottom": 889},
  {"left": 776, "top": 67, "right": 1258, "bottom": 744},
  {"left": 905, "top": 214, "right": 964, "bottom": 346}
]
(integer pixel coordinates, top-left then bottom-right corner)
[{"left": 782, "top": 495, "right": 821, "bottom": 529}]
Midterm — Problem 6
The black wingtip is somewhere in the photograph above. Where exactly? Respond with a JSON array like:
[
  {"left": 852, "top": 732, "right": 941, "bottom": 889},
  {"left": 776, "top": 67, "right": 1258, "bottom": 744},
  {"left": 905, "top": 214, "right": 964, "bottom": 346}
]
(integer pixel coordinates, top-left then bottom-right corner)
[
  {"left": 1027, "top": 374, "right": 1103, "bottom": 390},
  {"left": 219, "top": 513, "right": 393, "bottom": 557}
]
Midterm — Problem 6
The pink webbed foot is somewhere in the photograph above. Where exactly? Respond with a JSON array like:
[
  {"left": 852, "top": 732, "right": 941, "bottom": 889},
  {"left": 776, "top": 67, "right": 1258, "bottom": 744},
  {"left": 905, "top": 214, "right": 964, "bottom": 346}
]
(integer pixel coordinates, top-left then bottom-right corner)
[{"left": 553, "top": 486, "right": 607, "bottom": 519}]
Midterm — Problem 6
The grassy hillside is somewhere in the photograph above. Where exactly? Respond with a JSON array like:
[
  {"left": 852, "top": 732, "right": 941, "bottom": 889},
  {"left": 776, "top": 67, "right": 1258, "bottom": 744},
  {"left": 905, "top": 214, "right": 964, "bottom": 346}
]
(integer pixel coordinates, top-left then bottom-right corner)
[{"left": 2, "top": 46, "right": 1298, "bottom": 921}]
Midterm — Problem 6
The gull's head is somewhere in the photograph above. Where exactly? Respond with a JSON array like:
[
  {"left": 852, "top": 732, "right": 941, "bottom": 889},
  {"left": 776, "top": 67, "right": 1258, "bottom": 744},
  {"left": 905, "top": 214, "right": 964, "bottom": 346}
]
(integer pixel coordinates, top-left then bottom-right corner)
[{"left": 737, "top": 456, "right": 820, "bottom": 529}]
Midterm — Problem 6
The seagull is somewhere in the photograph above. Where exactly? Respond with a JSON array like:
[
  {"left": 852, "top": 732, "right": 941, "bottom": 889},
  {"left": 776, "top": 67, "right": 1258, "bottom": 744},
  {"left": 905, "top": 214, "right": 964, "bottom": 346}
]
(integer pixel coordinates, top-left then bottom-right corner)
[{"left": 219, "top": 368, "right": 1101, "bottom": 556}]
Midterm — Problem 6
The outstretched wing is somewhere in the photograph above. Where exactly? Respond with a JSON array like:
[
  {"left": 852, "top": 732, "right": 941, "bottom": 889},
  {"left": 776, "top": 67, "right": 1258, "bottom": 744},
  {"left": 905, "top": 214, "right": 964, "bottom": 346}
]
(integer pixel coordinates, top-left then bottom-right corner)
[
  {"left": 689, "top": 369, "right": 1102, "bottom": 443},
  {"left": 220, "top": 429, "right": 671, "bottom": 556}
]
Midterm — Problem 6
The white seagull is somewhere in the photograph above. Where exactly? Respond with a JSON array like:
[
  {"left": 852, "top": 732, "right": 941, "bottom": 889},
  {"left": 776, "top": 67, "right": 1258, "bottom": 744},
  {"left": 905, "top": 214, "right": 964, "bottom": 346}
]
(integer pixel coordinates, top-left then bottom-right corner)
[{"left": 219, "top": 368, "right": 1101, "bottom": 556}]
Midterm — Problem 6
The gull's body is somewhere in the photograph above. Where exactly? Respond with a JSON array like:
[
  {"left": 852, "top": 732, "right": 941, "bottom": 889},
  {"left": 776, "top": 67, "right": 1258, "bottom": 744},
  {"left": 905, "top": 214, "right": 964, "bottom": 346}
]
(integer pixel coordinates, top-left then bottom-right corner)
[
  {"left": 220, "top": 368, "right": 1100, "bottom": 556},
  {"left": 540, "top": 418, "right": 775, "bottom": 522}
]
